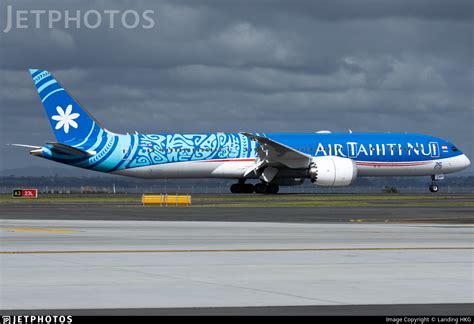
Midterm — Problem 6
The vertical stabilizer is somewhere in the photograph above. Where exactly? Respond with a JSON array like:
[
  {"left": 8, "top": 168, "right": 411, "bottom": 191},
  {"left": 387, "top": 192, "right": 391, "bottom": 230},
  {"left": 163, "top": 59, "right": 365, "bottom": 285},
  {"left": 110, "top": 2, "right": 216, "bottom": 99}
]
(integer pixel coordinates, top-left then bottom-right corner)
[{"left": 29, "top": 69, "right": 103, "bottom": 145}]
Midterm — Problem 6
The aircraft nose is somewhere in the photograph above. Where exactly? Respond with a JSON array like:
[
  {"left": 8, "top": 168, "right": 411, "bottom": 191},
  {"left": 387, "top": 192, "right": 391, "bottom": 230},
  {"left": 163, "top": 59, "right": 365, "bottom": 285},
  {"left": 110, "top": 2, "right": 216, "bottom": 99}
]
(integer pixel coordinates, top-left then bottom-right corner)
[
  {"left": 460, "top": 154, "right": 471, "bottom": 170},
  {"left": 447, "top": 154, "right": 471, "bottom": 172},
  {"left": 456, "top": 154, "right": 471, "bottom": 170}
]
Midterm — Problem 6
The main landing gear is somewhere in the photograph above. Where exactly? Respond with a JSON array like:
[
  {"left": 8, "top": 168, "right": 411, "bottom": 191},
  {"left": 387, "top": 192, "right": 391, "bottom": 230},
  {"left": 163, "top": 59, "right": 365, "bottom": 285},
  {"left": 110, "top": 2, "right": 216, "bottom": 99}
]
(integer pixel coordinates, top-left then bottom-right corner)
[
  {"left": 255, "top": 182, "right": 279, "bottom": 194},
  {"left": 429, "top": 175, "right": 440, "bottom": 193},
  {"left": 230, "top": 179, "right": 255, "bottom": 193},
  {"left": 230, "top": 180, "right": 279, "bottom": 194}
]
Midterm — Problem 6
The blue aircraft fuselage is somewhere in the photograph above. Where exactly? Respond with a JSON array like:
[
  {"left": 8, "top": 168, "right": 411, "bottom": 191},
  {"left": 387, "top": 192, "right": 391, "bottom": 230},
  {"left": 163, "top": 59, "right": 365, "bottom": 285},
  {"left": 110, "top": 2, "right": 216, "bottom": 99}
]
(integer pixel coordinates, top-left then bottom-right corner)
[{"left": 24, "top": 69, "right": 471, "bottom": 192}]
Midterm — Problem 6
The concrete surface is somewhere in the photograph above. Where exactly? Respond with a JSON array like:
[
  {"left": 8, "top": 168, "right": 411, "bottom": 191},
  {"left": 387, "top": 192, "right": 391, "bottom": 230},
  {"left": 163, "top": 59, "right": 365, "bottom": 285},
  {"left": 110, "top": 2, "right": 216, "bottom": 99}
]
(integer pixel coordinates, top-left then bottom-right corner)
[
  {"left": 3, "top": 304, "right": 474, "bottom": 316},
  {"left": 1, "top": 205, "right": 473, "bottom": 224},
  {"left": 1, "top": 220, "right": 473, "bottom": 311}
]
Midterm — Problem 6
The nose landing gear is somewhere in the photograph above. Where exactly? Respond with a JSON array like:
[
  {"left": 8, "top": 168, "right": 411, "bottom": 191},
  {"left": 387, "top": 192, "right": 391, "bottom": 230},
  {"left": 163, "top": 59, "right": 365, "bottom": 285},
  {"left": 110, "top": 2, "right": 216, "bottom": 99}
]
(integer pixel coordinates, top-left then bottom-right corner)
[{"left": 429, "top": 175, "right": 442, "bottom": 193}]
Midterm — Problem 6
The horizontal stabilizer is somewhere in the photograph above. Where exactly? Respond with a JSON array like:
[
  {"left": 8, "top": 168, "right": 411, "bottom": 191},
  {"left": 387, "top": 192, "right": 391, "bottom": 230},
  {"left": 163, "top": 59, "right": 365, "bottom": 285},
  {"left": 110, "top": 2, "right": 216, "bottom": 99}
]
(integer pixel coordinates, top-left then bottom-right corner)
[
  {"left": 9, "top": 144, "right": 41, "bottom": 149},
  {"left": 47, "top": 142, "right": 95, "bottom": 157}
]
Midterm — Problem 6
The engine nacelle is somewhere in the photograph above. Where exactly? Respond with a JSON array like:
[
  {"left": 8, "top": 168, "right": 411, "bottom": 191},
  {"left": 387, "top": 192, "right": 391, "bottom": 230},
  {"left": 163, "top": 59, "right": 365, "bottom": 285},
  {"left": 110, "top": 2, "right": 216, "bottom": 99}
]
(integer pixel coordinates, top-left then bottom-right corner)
[{"left": 308, "top": 156, "right": 357, "bottom": 186}]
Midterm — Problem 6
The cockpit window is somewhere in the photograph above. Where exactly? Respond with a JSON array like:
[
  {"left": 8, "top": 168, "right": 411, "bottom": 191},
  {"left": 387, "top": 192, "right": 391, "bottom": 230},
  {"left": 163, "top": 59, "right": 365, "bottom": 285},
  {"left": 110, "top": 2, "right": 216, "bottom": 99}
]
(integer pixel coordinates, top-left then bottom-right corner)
[{"left": 452, "top": 146, "right": 459, "bottom": 152}]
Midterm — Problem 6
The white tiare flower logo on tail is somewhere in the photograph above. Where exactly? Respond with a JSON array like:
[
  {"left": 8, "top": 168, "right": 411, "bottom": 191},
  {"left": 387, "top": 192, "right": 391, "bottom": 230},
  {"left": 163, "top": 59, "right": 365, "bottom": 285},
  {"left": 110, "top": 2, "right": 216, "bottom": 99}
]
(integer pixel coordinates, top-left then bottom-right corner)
[{"left": 51, "top": 105, "right": 80, "bottom": 134}]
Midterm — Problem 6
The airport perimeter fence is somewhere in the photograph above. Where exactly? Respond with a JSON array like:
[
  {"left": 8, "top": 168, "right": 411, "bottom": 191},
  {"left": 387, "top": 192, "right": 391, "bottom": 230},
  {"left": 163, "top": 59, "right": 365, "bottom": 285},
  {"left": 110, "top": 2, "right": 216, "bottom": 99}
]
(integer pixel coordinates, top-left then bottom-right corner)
[{"left": 1, "top": 185, "right": 473, "bottom": 195}]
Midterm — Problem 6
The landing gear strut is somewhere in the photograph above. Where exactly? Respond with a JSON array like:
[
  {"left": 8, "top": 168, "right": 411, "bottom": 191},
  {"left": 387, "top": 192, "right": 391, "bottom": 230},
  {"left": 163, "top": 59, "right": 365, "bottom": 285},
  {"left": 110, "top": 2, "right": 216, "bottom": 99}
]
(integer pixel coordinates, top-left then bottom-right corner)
[
  {"left": 230, "top": 179, "right": 255, "bottom": 194},
  {"left": 429, "top": 175, "right": 439, "bottom": 193}
]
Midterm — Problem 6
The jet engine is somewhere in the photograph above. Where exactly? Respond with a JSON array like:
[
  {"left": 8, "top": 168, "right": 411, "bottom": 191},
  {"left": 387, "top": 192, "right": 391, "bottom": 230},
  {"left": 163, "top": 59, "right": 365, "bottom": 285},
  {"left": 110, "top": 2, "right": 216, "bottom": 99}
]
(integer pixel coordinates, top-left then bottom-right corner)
[{"left": 308, "top": 156, "right": 357, "bottom": 186}]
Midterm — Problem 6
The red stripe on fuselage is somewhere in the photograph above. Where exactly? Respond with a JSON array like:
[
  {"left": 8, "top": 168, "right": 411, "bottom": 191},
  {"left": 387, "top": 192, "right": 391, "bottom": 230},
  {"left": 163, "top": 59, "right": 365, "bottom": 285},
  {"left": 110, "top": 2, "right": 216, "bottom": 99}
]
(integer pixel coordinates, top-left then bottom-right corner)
[
  {"left": 199, "top": 158, "right": 256, "bottom": 163},
  {"left": 356, "top": 161, "right": 431, "bottom": 167},
  {"left": 195, "top": 158, "right": 430, "bottom": 166}
]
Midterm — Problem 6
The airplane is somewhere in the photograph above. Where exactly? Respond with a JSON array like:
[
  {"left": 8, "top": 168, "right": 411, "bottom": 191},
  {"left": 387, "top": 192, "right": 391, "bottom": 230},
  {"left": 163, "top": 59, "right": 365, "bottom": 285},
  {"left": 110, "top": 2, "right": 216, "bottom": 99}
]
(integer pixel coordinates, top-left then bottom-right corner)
[{"left": 12, "top": 69, "right": 471, "bottom": 194}]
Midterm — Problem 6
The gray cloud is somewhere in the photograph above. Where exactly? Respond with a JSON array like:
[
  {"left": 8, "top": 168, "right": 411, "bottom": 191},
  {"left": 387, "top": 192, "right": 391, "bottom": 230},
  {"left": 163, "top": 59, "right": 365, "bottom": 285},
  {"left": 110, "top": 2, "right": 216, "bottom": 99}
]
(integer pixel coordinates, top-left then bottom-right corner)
[{"left": 0, "top": 0, "right": 472, "bottom": 174}]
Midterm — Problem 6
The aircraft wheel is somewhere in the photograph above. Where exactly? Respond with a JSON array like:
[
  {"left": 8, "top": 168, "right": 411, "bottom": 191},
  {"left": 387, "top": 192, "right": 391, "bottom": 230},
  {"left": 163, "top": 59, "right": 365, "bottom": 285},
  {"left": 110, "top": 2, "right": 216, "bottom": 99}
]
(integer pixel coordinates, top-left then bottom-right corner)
[
  {"left": 267, "top": 183, "right": 279, "bottom": 194},
  {"left": 230, "top": 184, "right": 242, "bottom": 194},
  {"left": 244, "top": 184, "right": 255, "bottom": 193},
  {"left": 255, "top": 183, "right": 267, "bottom": 194},
  {"left": 255, "top": 183, "right": 279, "bottom": 194},
  {"left": 429, "top": 184, "right": 439, "bottom": 193}
]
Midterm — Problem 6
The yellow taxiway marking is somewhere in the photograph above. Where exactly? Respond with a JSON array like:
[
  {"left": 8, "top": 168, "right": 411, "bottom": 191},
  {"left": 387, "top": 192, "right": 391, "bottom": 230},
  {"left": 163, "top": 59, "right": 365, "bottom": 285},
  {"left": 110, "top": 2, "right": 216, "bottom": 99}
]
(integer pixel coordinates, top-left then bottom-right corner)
[
  {"left": 0, "top": 228, "right": 79, "bottom": 233},
  {"left": 0, "top": 247, "right": 472, "bottom": 254}
]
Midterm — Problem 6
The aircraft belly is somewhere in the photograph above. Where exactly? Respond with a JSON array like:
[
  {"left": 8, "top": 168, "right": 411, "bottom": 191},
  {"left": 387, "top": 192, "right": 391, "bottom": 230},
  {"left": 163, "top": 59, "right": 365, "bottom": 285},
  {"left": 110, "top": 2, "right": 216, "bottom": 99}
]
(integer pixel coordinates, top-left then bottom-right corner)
[
  {"left": 357, "top": 164, "right": 435, "bottom": 176},
  {"left": 356, "top": 157, "right": 460, "bottom": 176},
  {"left": 112, "top": 156, "right": 464, "bottom": 179},
  {"left": 112, "top": 159, "right": 256, "bottom": 179}
]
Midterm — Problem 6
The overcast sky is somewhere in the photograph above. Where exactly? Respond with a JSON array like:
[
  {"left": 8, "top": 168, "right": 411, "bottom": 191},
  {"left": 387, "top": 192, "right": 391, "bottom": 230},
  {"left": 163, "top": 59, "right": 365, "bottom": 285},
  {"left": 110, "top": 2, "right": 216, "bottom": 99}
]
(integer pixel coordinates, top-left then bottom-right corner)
[{"left": 0, "top": 0, "right": 472, "bottom": 175}]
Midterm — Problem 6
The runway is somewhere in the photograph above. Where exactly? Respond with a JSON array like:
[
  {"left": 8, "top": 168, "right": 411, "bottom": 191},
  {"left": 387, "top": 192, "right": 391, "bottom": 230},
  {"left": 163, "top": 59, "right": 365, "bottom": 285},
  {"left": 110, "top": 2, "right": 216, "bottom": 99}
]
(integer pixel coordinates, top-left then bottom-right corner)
[
  {"left": 1, "top": 204, "right": 474, "bottom": 224},
  {"left": 1, "top": 219, "right": 473, "bottom": 314},
  {"left": 1, "top": 195, "right": 473, "bottom": 314},
  {"left": 3, "top": 304, "right": 474, "bottom": 316}
]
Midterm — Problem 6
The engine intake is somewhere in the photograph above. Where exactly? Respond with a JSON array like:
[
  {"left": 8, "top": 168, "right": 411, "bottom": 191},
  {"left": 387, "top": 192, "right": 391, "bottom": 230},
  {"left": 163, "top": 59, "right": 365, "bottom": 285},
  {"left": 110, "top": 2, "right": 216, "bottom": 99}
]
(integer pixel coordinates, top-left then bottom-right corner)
[{"left": 308, "top": 156, "right": 357, "bottom": 186}]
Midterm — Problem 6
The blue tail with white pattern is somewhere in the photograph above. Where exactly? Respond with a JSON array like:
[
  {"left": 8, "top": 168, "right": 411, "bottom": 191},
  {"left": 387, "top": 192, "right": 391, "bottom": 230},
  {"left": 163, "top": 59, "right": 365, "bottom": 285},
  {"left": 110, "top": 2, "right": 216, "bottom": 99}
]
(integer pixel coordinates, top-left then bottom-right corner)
[{"left": 29, "top": 69, "right": 103, "bottom": 145}]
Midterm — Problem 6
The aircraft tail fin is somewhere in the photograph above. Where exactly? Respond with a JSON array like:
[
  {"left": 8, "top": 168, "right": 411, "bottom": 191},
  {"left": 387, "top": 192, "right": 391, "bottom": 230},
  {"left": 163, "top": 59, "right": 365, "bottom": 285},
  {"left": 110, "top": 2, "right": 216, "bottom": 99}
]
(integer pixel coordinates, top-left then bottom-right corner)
[{"left": 28, "top": 69, "right": 104, "bottom": 145}]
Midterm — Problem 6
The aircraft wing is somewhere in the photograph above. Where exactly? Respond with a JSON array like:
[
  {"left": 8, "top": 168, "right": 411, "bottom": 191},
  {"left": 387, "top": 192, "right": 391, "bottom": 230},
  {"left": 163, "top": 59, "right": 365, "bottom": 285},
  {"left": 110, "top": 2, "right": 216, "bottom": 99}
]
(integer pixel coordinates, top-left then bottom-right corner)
[{"left": 240, "top": 132, "right": 311, "bottom": 170}]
